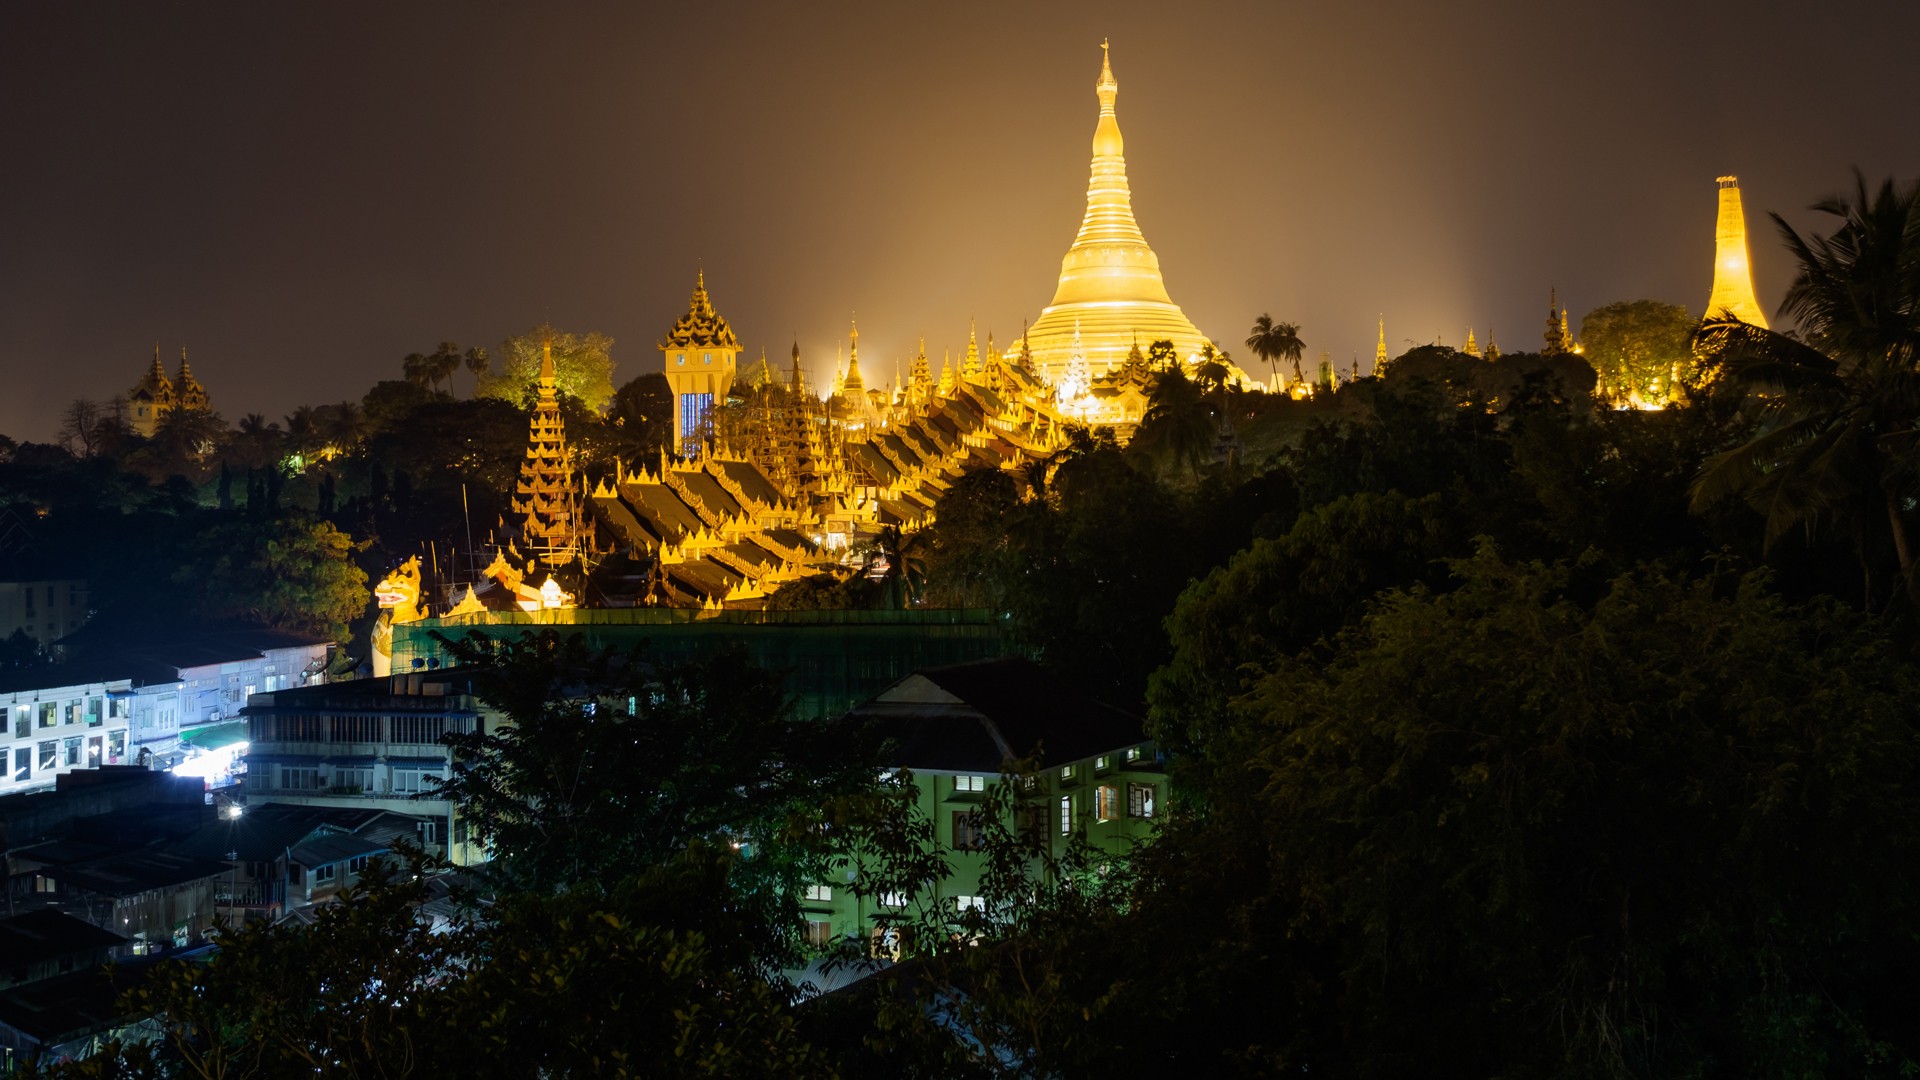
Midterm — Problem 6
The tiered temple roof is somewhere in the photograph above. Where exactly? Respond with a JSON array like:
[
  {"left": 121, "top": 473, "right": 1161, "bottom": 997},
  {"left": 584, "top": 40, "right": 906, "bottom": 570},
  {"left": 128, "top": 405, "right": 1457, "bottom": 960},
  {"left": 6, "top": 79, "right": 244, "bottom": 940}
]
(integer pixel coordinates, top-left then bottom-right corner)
[
  {"left": 510, "top": 338, "right": 586, "bottom": 558},
  {"left": 660, "top": 270, "right": 741, "bottom": 350}
]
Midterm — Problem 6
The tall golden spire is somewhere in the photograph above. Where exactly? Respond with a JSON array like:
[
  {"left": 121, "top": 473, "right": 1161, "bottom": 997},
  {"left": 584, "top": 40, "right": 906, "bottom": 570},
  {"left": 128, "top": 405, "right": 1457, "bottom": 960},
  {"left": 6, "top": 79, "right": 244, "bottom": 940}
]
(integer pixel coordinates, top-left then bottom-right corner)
[
  {"left": 1706, "top": 176, "right": 1768, "bottom": 327},
  {"left": 1014, "top": 42, "right": 1212, "bottom": 382},
  {"left": 1375, "top": 317, "right": 1388, "bottom": 372}
]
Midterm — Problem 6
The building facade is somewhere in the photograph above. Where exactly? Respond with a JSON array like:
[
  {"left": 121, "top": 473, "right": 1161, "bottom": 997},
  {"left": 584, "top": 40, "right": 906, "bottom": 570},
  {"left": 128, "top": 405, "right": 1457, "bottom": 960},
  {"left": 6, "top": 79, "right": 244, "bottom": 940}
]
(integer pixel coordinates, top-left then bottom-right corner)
[
  {"left": 806, "top": 659, "right": 1166, "bottom": 954},
  {"left": 240, "top": 672, "right": 492, "bottom": 865},
  {"left": 1, "top": 674, "right": 135, "bottom": 795}
]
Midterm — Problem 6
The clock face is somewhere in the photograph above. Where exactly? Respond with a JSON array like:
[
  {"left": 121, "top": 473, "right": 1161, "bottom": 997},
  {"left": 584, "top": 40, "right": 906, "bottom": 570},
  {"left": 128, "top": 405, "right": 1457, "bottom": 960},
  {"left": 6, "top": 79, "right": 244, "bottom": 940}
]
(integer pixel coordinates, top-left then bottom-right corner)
[{"left": 676, "top": 354, "right": 686, "bottom": 366}]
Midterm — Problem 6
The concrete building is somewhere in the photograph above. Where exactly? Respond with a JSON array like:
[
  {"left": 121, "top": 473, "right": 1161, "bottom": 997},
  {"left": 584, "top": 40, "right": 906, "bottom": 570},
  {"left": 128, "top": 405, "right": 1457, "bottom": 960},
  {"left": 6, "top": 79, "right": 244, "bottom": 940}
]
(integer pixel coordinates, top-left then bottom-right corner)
[
  {"left": 240, "top": 671, "right": 492, "bottom": 865},
  {"left": 1, "top": 670, "right": 136, "bottom": 795}
]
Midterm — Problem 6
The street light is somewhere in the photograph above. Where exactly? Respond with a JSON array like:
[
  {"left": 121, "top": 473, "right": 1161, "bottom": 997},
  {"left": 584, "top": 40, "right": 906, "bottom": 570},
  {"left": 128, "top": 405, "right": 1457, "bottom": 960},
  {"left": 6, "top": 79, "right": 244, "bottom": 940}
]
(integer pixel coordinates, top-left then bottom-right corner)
[{"left": 223, "top": 803, "right": 244, "bottom": 929}]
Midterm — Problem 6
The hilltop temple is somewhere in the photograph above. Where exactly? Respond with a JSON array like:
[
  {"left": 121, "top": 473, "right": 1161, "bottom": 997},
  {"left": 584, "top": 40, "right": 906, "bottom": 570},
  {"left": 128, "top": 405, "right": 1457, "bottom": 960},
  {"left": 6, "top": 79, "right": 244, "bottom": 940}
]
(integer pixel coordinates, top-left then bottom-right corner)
[
  {"left": 127, "top": 346, "right": 211, "bottom": 437},
  {"left": 1010, "top": 43, "right": 1221, "bottom": 386}
]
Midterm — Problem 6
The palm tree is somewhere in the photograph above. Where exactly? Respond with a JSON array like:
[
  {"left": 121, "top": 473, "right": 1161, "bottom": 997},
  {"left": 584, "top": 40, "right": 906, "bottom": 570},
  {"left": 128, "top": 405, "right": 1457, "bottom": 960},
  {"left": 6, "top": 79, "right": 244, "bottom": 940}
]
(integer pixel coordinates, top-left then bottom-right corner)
[
  {"left": 874, "top": 524, "right": 929, "bottom": 608},
  {"left": 1136, "top": 363, "right": 1215, "bottom": 478},
  {"left": 463, "top": 347, "right": 491, "bottom": 398},
  {"left": 1691, "top": 171, "right": 1920, "bottom": 603},
  {"left": 402, "top": 352, "right": 433, "bottom": 390},
  {"left": 428, "top": 342, "right": 463, "bottom": 394},
  {"left": 1246, "top": 315, "right": 1304, "bottom": 392}
]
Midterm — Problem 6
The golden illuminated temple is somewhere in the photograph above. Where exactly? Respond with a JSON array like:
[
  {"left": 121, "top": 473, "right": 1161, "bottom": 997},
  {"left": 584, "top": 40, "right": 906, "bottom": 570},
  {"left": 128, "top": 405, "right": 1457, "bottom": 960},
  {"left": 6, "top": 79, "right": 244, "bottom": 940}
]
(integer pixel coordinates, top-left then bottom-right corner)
[
  {"left": 1011, "top": 43, "right": 1218, "bottom": 383},
  {"left": 1705, "top": 176, "right": 1768, "bottom": 327}
]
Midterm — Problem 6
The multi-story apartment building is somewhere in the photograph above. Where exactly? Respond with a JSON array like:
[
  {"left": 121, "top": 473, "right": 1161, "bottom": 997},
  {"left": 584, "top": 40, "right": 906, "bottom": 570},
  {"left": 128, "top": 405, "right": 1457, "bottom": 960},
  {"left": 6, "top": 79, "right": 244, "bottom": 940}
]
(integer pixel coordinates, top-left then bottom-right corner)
[
  {"left": 0, "top": 670, "right": 136, "bottom": 794},
  {"left": 806, "top": 659, "right": 1166, "bottom": 954},
  {"left": 120, "top": 630, "right": 332, "bottom": 762},
  {"left": 0, "top": 578, "right": 88, "bottom": 659},
  {"left": 240, "top": 671, "right": 492, "bottom": 865}
]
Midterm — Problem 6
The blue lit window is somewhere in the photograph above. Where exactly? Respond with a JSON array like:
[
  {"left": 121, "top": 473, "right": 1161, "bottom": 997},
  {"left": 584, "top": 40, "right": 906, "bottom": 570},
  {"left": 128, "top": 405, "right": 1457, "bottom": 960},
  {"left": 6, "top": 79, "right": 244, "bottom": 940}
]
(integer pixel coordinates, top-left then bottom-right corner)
[{"left": 680, "top": 392, "right": 714, "bottom": 441}]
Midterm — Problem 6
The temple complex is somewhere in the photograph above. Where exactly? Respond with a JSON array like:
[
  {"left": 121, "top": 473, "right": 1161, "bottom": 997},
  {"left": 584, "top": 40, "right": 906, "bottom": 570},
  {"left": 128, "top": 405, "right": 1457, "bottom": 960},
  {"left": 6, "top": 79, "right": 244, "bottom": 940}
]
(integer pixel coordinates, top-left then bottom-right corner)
[
  {"left": 1706, "top": 176, "right": 1768, "bottom": 327},
  {"left": 1010, "top": 43, "right": 1229, "bottom": 387},
  {"left": 127, "top": 346, "right": 210, "bottom": 437}
]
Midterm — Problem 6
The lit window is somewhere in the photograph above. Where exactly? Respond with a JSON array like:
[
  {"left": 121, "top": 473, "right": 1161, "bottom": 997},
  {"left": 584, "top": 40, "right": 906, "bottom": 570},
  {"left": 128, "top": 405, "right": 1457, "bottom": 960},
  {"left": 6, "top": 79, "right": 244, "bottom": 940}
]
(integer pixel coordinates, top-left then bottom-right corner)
[
  {"left": 703, "top": 352, "right": 712, "bottom": 365},
  {"left": 1059, "top": 765, "right": 1075, "bottom": 781},
  {"left": 1094, "top": 785, "right": 1119, "bottom": 822},
  {"left": 804, "top": 884, "right": 833, "bottom": 902},
  {"left": 1095, "top": 755, "right": 1110, "bottom": 771},
  {"left": 1123, "top": 746, "right": 1142, "bottom": 763},
  {"left": 1059, "top": 795, "right": 1074, "bottom": 835},
  {"left": 955, "top": 895, "right": 986, "bottom": 913},
  {"left": 805, "top": 919, "right": 833, "bottom": 949},
  {"left": 954, "top": 775, "right": 985, "bottom": 792},
  {"left": 879, "top": 891, "right": 906, "bottom": 908},
  {"left": 1127, "top": 782, "right": 1156, "bottom": 819}
]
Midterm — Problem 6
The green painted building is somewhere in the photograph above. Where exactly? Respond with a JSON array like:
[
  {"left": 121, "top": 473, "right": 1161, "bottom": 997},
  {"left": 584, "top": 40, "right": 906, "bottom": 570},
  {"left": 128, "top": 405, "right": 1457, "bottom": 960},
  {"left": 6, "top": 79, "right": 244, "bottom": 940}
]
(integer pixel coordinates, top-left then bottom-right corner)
[
  {"left": 392, "top": 608, "right": 1014, "bottom": 720},
  {"left": 802, "top": 659, "right": 1166, "bottom": 954}
]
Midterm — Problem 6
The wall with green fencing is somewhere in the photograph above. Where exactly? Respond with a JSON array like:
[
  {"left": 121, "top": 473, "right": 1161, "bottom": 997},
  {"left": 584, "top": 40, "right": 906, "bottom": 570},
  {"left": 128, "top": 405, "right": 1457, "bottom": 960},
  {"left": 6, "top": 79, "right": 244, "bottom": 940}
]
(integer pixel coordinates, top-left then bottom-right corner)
[{"left": 391, "top": 608, "right": 1018, "bottom": 719}]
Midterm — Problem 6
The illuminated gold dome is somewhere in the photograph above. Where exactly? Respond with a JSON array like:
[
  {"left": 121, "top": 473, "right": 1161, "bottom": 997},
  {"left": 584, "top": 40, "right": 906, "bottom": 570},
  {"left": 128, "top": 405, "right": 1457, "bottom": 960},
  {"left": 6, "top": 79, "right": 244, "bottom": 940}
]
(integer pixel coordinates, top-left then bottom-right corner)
[{"left": 1013, "top": 42, "right": 1213, "bottom": 381}]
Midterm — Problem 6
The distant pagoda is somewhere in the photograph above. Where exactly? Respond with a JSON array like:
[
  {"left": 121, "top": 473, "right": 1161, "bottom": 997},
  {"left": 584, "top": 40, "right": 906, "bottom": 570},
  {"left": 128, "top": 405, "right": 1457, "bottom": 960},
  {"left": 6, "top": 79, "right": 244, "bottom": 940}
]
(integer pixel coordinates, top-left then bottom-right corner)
[
  {"left": 1011, "top": 42, "right": 1216, "bottom": 383},
  {"left": 1706, "top": 176, "right": 1768, "bottom": 327},
  {"left": 128, "top": 345, "right": 210, "bottom": 437},
  {"left": 511, "top": 337, "right": 585, "bottom": 559}
]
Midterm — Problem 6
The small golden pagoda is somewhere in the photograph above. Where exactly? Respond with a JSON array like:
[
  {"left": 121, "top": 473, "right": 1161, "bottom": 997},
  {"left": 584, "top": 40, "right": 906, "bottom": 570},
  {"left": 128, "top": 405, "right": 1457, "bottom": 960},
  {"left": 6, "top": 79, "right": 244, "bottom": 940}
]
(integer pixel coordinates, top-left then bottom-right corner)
[
  {"left": 660, "top": 271, "right": 742, "bottom": 453},
  {"left": 511, "top": 337, "right": 586, "bottom": 559},
  {"left": 1706, "top": 176, "right": 1768, "bottom": 327},
  {"left": 1011, "top": 42, "right": 1217, "bottom": 383}
]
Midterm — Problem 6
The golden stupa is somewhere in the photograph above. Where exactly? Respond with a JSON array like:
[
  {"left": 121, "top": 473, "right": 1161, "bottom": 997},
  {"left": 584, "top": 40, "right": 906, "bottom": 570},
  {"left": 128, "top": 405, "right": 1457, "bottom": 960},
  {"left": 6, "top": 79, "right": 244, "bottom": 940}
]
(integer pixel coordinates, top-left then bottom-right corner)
[
  {"left": 1705, "top": 176, "right": 1768, "bottom": 328},
  {"left": 1013, "top": 42, "right": 1214, "bottom": 382}
]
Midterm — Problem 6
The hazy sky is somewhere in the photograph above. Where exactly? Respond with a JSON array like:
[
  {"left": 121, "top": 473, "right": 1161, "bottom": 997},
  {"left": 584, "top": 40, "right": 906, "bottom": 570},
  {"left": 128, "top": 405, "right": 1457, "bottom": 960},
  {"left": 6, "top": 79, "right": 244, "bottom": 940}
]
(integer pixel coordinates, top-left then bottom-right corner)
[{"left": 5, "top": 0, "right": 1918, "bottom": 441}]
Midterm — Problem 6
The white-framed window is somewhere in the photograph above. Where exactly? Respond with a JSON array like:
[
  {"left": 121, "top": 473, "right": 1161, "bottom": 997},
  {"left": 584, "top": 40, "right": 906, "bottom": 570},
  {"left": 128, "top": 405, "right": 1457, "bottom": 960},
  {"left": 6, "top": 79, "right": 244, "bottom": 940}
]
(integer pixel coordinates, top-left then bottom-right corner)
[
  {"left": 1124, "top": 746, "right": 1143, "bottom": 763},
  {"left": 1095, "top": 755, "right": 1110, "bottom": 771},
  {"left": 347, "top": 855, "right": 370, "bottom": 875},
  {"left": 879, "top": 891, "right": 906, "bottom": 908},
  {"left": 1059, "top": 764, "right": 1076, "bottom": 781},
  {"left": 955, "top": 895, "right": 985, "bottom": 913},
  {"left": 805, "top": 919, "right": 833, "bottom": 949},
  {"left": 953, "top": 775, "right": 985, "bottom": 792},
  {"left": 314, "top": 864, "right": 336, "bottom": 883},
  {"left": 1059, "top": 795, "right": 1074, "bottom": 835},
  {"left": 804, "top": 884, "right": 833, "bottom": 902}
]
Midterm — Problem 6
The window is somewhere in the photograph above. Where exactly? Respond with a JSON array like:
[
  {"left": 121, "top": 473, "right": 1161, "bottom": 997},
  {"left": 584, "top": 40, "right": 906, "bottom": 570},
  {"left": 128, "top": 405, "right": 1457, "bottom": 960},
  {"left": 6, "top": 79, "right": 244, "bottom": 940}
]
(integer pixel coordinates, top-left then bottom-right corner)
[
  {"left": 314, "top": 864, "right": 336, "bottom": 883},
  {"left": 954, "top": 895, "right": 986, "bottom": 913},
  {"left": 1095, "top": 754, "right": 1110, "bottom": 771},
  {"left": 63, "top": 737, "right": 81, "bottom": 766},
  {"left": 109, "top": 697, "right": 129, "bottom": 720},
  {"left": 13, "top": 705, "right": 28, "bottom": 739},
  {"left": 37, "top": 741, "right": 55, "bottom": 771},
  {"left": 85, "top": 699, "right": 102, "bottom": 728},
  {"left": 335, "top": 767, "right": 373, "bottom": 792},
  {"left": 347, "top": 855, "right": 370, "bottom": 875},
  {"left": 107, "top": 731, "right": 126, "bottom": 764},
  {"left": 803, "top": 884, "right": 833, "bottom": 902},
  {"left": 679, "top": 392, "right": 714, "bottom": 442},
  {"left": 879, "top": 891, "right": 906, "bottom": 908},
  {"left": 1127, "top": 782, "right": 1156, "bottom": 819},
  {"left": 702, "top": 352, "right": 712, "bottom": 364},
  {"left": 280, "top": 766, "right": 323, "bottom": 791},
  {"left": 64, "top": 700, "right": 80, "bottom": 726},
  {"left": 1059, "top": 764, "right": 1076, "bottom": 781},
  {"left": 1124, "top": 746, "right": 1143, "bottom": 763},
  {"left": 1059, "top": 795, "right": 1075, "bottom": 835},
  {"left": 953, "top": 775, "right": 985, "bottom": 793},
  {"left": 1094, "top": 785, "right": 1119, "bottom": 822},
  {"left": 39, "top": 702, "right": 55, "bottom": 728},
  {"left": 393, "top": 768, "right": 441, "bottom": 794},
  {"left": 805, "top": 919, "right": 833, "bottom": 949},
  {"left": 13, "top": 747, "right": 29, "bottom": 783},
  {"left": 952, "top": 811, "right": 985, "bottom": 850}
]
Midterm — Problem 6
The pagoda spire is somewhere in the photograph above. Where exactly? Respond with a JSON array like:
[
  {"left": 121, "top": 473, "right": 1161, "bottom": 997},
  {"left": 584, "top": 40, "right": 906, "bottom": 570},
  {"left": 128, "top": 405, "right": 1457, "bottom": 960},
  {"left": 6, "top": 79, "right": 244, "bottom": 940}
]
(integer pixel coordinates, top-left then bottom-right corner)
[
  {"left": 843, "top": 320, "right": 864, "bottom": 392},
  {"left": 1375, "top": 317, "right": 1388, "bottom": 372},
  {"left": 1464, "top": 327, "right": 1480, "bottom": 358},
  {"left": 964, "top": 320, "right": 981, "bottom": 375},
  {"left": 1015, "top": 41, "right": 1211, "bottom": 381},
  {"left": 1706, "top": 175, "right": 1769, "bottom": 327}
]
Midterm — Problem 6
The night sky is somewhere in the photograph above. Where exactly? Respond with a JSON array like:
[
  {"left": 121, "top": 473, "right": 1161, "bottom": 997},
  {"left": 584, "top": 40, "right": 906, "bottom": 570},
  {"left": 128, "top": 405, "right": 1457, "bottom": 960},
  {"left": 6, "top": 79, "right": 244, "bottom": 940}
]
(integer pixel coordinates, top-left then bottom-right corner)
[{"left": 5, "top": 1, "right": 1918, "bottom": 442}]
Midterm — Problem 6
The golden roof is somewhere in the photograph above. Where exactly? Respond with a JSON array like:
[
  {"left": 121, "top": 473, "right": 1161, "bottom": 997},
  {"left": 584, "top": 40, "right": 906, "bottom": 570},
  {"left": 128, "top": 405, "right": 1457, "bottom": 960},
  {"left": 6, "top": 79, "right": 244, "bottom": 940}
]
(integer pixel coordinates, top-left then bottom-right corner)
[{"left": 660, "top": 270, "right": 742, "bottom": 350}]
